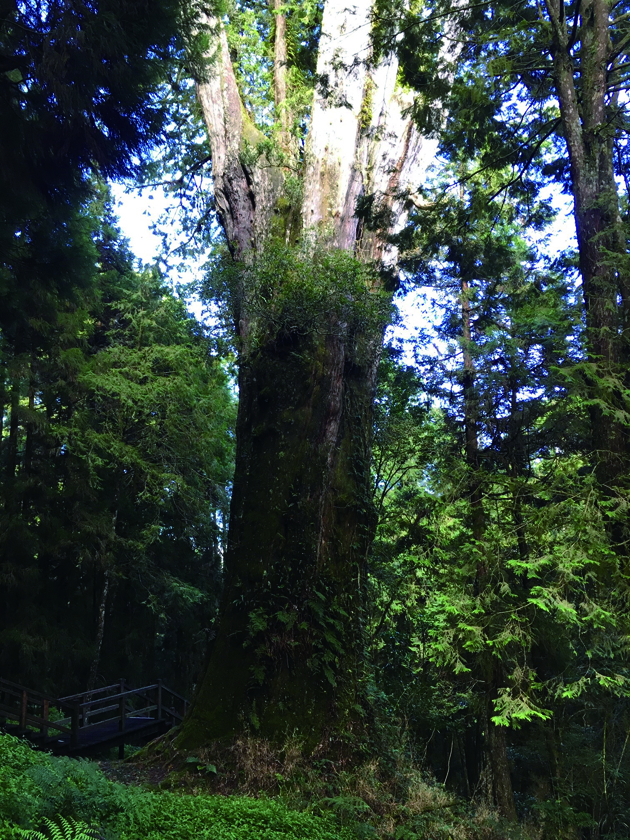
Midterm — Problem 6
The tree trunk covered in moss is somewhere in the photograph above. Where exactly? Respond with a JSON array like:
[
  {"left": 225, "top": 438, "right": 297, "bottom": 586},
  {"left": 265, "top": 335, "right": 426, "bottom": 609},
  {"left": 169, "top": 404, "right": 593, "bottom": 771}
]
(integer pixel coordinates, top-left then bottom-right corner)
[
  {"left": 180, "top": 328, "right": 378, "bottom": 749},
  {"left": 178, "top": 0, "right": 433, "bottom": 750}
]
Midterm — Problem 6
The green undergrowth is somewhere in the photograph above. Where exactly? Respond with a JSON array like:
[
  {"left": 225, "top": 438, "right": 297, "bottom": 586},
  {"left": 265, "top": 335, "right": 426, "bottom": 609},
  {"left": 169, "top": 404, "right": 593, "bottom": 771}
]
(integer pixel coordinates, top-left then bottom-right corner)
[
  {"left": 0, "top": 734, "right": 357, "bottom": 840},
  {"left": 0, "top": 733, "right": 532, "bottom": 840},
  {"left": 153, "top": 734, "right": 536, "bottom": 840}
]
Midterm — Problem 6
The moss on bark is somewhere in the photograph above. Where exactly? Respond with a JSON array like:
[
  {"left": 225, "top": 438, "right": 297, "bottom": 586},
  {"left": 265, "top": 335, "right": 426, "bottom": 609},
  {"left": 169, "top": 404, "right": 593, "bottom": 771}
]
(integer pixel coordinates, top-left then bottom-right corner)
[{"left": 178, "top": 299, "right": 380, "bottom": 754}]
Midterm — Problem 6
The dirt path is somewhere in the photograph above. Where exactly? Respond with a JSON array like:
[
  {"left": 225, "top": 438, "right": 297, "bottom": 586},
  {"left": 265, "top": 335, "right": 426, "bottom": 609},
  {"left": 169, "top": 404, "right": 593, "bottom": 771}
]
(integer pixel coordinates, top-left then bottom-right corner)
[{"left": 97, "top": 759, "right": 171, "bottom": 788}]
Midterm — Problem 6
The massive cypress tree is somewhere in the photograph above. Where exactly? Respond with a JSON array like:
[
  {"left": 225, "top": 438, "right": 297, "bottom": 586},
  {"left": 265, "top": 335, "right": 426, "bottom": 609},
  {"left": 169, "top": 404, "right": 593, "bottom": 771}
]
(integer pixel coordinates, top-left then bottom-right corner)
[{"left": 178, "top": 0, "right": 435, "bottom": 751}]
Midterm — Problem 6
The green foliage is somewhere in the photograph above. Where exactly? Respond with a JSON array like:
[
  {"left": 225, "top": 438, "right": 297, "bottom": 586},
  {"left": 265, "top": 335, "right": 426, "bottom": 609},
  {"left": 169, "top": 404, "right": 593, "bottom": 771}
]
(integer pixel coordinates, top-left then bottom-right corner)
[
  {"left": 0, "top": 187, "right": 235, "bottom": 695},
  {"left": 224, "top": 0, "right": 321, "bottom": 133},
  {"left": 367, "top": 140, "right": 630, "bottom": 832},
  {"left": 0, "top": 0, "right": 194, "bottom": 188},
  {"left": 20, "top": 816, "right": 103, "bottom": 840},
  {"left": 0, "top": 735, "right": 362, "bottom": 840},
  {"left": 5, "top": 0, "right": 630, "bottom": 835},
  {"left": 205, "top": 240, "right": 392, "bottom": 354},
  {"left": 373, "top": 0, "right": 567, "bottom": 188},
  {"left": 0, "top": 0, "right": 204, "bottom": 342}
]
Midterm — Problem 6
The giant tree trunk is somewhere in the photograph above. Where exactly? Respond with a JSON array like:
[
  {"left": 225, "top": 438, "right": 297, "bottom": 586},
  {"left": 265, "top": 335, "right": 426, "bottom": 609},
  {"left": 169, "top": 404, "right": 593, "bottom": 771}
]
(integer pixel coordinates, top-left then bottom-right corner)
[{"left": 178, "top": 0, "right": 431, "bottom": 751}]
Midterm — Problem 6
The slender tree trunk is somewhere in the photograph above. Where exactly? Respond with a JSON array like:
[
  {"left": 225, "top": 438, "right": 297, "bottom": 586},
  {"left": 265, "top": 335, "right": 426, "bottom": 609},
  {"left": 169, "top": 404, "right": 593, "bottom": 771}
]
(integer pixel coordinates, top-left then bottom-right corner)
[
  {"left": 6, "top": 374, "right": 20, "bottom": 484},
  {"left": 461, "top": 278, "right": 484, "bottom": 547},
  {"left": 0, "top": 358, "right": 6, "bottom": 446},
  {"left": 179, "top": 0, "right": 430, "bottom": 752},
  {"left": 272, "top": 0, "right": 292, "bottom": 153},
  {"left": 461, "top": 286, "right": 517, "bottom": 820},
  {"left": 506, "top": 378, "right": 530, "bottom": 571},
  {"left": 486, "top": 704, "right": 518, "bottom": 822},
  {"left": 87, "top": 571, "right": 110, "bottom": 692},
  {"left": 545, "top": 0, "right": 628, "bottom": 494},
  {"left": 23, "top": 362, "right": 36, "bottom": 515}
]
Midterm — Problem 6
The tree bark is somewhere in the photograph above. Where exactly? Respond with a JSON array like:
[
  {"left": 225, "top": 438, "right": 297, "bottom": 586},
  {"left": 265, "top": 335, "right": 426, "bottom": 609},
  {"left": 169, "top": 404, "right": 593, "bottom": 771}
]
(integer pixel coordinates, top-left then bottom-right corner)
[
  {"left": 272, "top": 0, "right": 292, "bottom": 151},
  {"left": 6, "top": 374, "right": 20, "bottom": 484},
  {"left": 178, "top": 0, "right": 432, "bottom": 752},
  {"left": 87, "top": 570, "right": 110, "bottom": 693},
  {"left": 545, "top": 0, "right": 628, "bottom": 493},
  {"left": 486, "top": 708, "right": 518, "bottom": 822},
  {"left": 461, "top": 278, "right": 485, "bottom": 547}
]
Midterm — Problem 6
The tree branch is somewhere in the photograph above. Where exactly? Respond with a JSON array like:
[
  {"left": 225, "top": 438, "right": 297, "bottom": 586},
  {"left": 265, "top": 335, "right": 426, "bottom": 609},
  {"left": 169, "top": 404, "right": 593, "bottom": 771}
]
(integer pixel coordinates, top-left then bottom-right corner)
[{"left": 272, "top": 0, "right": 291, "bottom": 150}]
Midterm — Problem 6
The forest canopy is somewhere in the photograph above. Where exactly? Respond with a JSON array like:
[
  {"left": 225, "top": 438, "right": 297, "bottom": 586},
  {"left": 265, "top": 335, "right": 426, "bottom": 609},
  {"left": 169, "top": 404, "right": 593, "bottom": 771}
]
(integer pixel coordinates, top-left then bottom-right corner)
[{"left": 1, "top": 1, "right": 630, "bottom": 839}]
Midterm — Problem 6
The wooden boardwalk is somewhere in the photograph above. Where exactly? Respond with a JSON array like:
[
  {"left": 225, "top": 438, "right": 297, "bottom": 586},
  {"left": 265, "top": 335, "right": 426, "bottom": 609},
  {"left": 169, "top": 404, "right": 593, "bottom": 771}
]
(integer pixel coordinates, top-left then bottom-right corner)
[{"left": 0, "top": 677, "right": 188, "bottom": 757}]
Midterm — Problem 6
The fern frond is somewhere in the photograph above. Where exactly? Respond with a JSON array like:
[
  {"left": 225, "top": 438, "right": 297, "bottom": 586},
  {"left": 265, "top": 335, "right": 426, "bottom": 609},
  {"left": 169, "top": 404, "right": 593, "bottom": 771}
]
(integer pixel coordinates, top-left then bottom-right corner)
[{"left": 19, "top": 815, "right": 103, "bottom": 840}]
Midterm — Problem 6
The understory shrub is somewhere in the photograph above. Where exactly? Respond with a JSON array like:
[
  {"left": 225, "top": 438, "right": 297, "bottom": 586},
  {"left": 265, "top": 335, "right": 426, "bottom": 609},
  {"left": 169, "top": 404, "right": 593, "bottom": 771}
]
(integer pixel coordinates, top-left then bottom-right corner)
[{"left": 0, "top": 734, "right": 359, "bottom": 840}]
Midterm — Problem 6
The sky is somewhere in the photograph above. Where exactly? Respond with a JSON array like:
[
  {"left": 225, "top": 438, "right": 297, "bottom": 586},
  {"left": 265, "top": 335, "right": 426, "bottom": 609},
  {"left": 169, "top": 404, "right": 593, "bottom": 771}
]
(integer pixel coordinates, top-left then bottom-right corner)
[
  {"left": 111, "top": 182, "right": 208, "bottom": 321},
  {"left": 111, "top": 179, "right": 578, "bottom": 362},
  {"left": 111, "top": 183, "right": 171, "bottom": 265}
]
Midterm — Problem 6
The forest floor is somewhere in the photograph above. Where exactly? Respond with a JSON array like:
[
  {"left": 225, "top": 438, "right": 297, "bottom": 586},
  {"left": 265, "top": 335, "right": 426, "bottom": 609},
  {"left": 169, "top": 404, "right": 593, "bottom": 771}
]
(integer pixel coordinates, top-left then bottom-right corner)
[
  {"left": 97, "top": 758, "right": 170, "bottom": 788},
  {"left": 86, "top": 734, "right": 533, "bottom": 840}
]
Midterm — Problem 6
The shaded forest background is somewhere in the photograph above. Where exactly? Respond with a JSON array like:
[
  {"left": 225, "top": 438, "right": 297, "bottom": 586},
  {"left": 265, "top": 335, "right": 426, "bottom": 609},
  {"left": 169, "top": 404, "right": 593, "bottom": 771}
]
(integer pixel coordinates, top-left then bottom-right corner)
[{"left": 2, "top": 0, "right": 630, "bottom": 838}]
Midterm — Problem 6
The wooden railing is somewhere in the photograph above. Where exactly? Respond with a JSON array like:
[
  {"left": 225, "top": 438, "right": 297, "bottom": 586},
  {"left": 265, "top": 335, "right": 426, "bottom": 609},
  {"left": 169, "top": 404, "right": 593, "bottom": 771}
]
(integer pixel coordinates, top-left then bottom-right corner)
[
  {"left": 59, "top": 679, "right": 189, "bottom": 729},
  {"left": 0, "top": 677, "right": 188, "bottom": 753},
  {"left": 0, "top": 678, "right": 78, "bottom": 748}
]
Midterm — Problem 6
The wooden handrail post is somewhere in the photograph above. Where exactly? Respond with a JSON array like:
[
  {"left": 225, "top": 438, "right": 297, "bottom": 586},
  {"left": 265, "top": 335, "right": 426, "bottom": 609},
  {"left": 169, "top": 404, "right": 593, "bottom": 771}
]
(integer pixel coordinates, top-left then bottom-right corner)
[
  {"left": 118, "top": 679, "right": 126, "bottom": 760},
  {"left": 71, "top": 703, "right": 79, "bottom": 750},
  {"left": 0, "top": 677, "right": 188, "bottom": 755},
  {"left": 118, "top": 679, "right": 126, "bottom": 728}
]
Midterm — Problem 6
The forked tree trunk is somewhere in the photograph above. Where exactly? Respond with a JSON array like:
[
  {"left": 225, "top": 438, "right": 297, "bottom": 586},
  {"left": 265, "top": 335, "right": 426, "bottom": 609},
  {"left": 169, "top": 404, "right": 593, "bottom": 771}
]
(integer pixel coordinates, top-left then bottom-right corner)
[{"left": 178, "top": 0, "right": 432, "bottom": 751}]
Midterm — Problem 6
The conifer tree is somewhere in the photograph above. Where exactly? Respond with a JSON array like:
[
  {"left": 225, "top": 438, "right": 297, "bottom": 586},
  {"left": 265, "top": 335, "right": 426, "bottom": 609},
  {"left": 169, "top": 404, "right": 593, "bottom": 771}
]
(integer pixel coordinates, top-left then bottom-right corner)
[
  {"left": 377, "top": 0, "right": 630, "bottom": 549},
  {"left": 178, "top": 0, "right": 435, "bottom": 752},
  {"left": 0, "top": 189, "right": 235, "bottom": 696}
]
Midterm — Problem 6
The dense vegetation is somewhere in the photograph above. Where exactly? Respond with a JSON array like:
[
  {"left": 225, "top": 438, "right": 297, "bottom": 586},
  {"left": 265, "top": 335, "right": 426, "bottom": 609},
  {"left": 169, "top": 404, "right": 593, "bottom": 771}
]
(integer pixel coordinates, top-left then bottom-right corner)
[
  {"left": 2, "top": 0, "right": 630, "bottom": 839},
  {"left": 0, "top": 734, "right": 362, "bottom": 840},
  {"left": 0, "top": 0, "right": 235, "bottom": 697},
  {"left": 0, "top": 192, "right": 235, "bottom": 695}
]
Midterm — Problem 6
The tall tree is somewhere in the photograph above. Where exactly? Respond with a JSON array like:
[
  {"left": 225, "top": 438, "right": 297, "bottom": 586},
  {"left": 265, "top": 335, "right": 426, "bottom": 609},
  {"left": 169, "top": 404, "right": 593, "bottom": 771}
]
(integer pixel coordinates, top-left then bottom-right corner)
[
  {"left": 395, "top": 170, "right": 571, "bottom": 819},
  {"left": 178, "top": 0, "right": 433, "bottom": 751},
  {"left": 0, "top": 0, "right": 230, "bottom": 694},
  {"left": 376, "top": 0, "right": 630, "bottom": 541},
  {"left": 369, "top": 157, "right": 630, "bottom": 830},
  {"left": 0, "top": 188, "right": 235, "bottom": 697}
]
